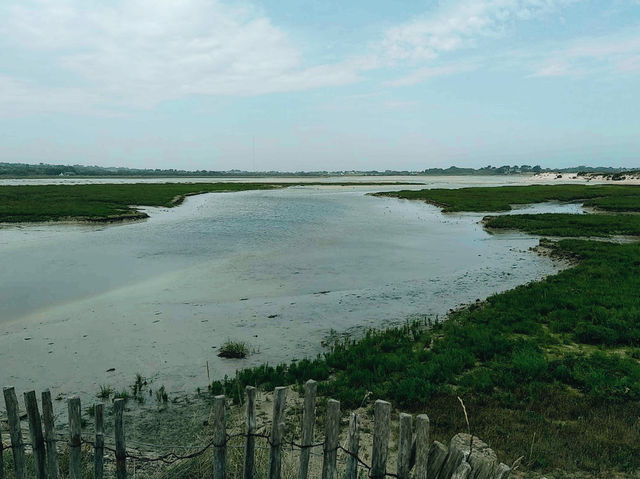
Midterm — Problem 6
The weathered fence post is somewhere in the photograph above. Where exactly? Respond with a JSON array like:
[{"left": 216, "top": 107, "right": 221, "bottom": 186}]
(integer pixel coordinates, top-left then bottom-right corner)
[
  {"left": 68, "top": 396, "right": 82, "bottom": 479},
  {"left": 397, "top": 413, "right": 412, "bottom": 479},
  {"left": 114, "top": 398, "right": 127, "bottom": 479},
  {"left": 0, "top": 416, "right": 4, "bottom": 479},
  {"left": 427, "top": 441, "right": 448, "bottom": 479},
  {"left": 345, "top": 413, "right": 360, "bottom": 479},
  {"left": 243, "top": 386, "right": 256, "bottom": 479},
  {"left": 321, "top": 399, "right": 340, "bottom": 479},
  {"left": 94, "top": 403, "right": 104, "bottom": 479},
  {"left": 371, "top": 400, "right": 391, "bottom": 479},
  {"left": 495, "top": 463, "right": 511, "bottom": 479},
  {"left": 414, "top": 414, "right": 429, "bottom": 479},
  {"left": 452, "top": 462, "right": 471, "bottom": 479},
  {"left": 298, "top": 380, "right": 316, "bottom": 479},
  {"left": 213, "top": 395, "right": 227, "bottom": 479},
  {"left": 3, "top": 387, "right": 26, "bottom": 479},
  {"left": 268, "top": 386, "right": 287, "bottom": 479},
  {"left": 42, "top": 390, "right": 59, "bottom": 479},
  {"left": 24, "top": 391, "right": 46, "bottom": 479}
]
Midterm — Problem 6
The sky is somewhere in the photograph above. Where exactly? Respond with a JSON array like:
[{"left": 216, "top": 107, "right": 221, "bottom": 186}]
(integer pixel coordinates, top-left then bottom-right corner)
[{"left": 0, "top": 0, "right": 639, "bottom": 171}]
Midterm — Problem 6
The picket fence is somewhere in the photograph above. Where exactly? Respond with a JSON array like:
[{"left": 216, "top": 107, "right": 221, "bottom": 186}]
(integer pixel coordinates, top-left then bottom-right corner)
[{"left": 1, "top": 381, "right": 512, "bottom": 479}]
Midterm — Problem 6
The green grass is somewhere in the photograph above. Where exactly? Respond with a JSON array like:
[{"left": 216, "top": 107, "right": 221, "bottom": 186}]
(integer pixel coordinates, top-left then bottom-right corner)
[
  {"left": 484, "top": 213, "right": 640, "bottom": 237},
  {"left": 0, "top": 182, "right": 423, "bottom": 223},
  {"left": 97, "top": 384, "right": 114, "bottom": 399},
  {"left": 0, "top": 183, "right": 282, "bottom": 222},
  {"left": 217, "top": 340, "right": 250, "bottom": 359},
  {"left": 375, "top": 184, "right": 640, "bottom": 212}
]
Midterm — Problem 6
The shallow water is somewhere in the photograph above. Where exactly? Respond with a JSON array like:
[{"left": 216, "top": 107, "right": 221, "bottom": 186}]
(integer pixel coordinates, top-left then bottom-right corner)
[{"left": 0, "top": 178, "right": 581, "bottom": 404}]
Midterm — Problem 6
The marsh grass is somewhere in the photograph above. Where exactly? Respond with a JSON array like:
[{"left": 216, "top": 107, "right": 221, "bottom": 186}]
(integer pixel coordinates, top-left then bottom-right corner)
[
  {"left": 0, "top": 182, "right": 420, "bottom": 223},
  {"left": 2, "top": 443, "right": 94, "bottom": 479},
  {"left": 484, "top": 213, "right": 640, "bottom": 237},
  {"left": 0, "top": 183, "right": 282, "bottom": 222},
  {"left": 97, "top": 384, "right": 114, "bottom": 399},
  {"left": 218, "top": 341, "right": 250, "bottom": 359},
  {"left": 376, "top": 184, "right": 640, "bottom": 213}
]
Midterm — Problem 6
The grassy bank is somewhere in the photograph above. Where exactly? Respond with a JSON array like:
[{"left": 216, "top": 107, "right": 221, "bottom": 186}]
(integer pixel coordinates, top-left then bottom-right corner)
[
  {"left": 0, "top": 182, "right": 419, "bottom": 223},
  {"left": 484, "top": 213, "right": 640, "bottom": 237},
  {"left": 206, "top": 185, "right": 640, "bottom": 475},
  {"left": 0, "top": 183, "right": 282, "bottom": 222},
  {"left": 375, "top": 184, "right": 640, "bottom": 212}
]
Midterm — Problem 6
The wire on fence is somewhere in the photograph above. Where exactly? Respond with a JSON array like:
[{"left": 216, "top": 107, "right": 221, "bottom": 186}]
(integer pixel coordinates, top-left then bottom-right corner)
[{"left": 6, "top": 424, "right": 401, "bottom": 477}]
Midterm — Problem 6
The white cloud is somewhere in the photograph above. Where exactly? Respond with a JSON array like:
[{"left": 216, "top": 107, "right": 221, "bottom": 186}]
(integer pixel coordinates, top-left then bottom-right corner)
[
  {"left": 0, "top": 0, "right": 619, "bottom": 117},
  {"left": 0, "top": 0, "right": 360, "bottom": 113},
  {"left": 0, "top": 75, "right": 106, "bottom": 117},
  {"left": 380, "top": 0, "right": 577, "bottom": 63},
  {"left": 530, "top": 29, "right": 640, "bottom": 77},
  {"left": 385, "top": 61, "right": 479, "bottom": 86}
]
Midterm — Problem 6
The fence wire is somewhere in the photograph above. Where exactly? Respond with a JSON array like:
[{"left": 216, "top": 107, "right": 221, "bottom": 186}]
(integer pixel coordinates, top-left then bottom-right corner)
[{"left": 2, "top": 429, "right": 399, "bottom": 477}]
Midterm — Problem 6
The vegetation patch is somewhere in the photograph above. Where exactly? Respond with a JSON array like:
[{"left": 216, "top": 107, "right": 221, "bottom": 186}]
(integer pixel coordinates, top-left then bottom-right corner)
[
  {"left": 484, "top": 213, "right": 640, "bottom": 237},
  {"left": 218, "top": 340, "right": 250, "bottom": 359},
  {"left": 0, "top": 182, "right": 422, "bottom": 223},
  {"left": 0, "top": 183, "right": 283, "bottom": 223},
  {"left": 375, "top": 184, "right": 640, "bottom": 212}
]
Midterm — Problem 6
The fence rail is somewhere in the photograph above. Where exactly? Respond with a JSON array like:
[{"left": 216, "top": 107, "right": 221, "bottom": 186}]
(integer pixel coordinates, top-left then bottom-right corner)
[{"left": 1, "top": 382, "right": 512, "bottom": 479}]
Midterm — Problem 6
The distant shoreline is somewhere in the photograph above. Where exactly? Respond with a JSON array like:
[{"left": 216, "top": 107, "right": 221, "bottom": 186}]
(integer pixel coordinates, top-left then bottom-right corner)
[{"left": 532, "top": 171, "right": 640, "bottom": 184}]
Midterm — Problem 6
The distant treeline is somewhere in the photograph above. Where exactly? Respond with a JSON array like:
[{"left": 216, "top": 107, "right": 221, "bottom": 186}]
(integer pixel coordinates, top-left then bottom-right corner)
[{"left": 0, "top": 161, "right": 635, "bottom": 178}]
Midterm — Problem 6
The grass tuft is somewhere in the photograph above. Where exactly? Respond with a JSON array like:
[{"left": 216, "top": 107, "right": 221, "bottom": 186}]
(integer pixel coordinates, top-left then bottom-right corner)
[{"left": 217, "top": 340, "right": 250, "bottom": 359}]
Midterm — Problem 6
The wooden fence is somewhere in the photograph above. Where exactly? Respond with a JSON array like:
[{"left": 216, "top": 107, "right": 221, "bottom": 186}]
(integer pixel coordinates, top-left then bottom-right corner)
[{"left": 1, "top": 382, "right": 512, "bottom": 479}]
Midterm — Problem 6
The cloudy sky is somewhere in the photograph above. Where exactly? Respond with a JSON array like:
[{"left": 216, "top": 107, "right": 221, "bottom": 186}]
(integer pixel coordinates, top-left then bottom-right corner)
[{"left": 1, "top": 0, "right": 639, "bottom": 171}]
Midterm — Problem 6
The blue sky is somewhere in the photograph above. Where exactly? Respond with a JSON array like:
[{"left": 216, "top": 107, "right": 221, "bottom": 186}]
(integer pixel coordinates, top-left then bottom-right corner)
[{"left": 0, "top": 0, "right": 638, "bottom": 171}]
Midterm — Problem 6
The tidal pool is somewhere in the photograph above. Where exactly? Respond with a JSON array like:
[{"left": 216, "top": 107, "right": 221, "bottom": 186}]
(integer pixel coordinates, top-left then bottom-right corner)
[{"left": 0, "top": 179, "right": 579, "bottom": 403}]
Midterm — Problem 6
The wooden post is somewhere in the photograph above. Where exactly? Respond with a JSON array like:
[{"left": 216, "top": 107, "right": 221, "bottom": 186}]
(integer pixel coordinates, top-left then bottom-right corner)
[
  {"left": 495, "top": 463, "right": 511, "bottom": 479},
  {"left": 439, "top": 435, "right": 469, "bottom": 479},
  {"left": 397, "top": 413, "right": 412, "bottom": 479},
  {"left": 371, "top": 400, "right": 391, "bottom": 479},
  {"left": 427, "top": 441, "right": 447, "bottom": 479},
  {"left": 94, "top": 403, "right": 104, "bottom": 479},
  {"left": 345, "top": 413, "right": 360, "bottom": 479},
  {"left": 243, "top": 387, "right": 256, "bottom": 479},
  {"left": 42, "top": 390, "right": 59, "bottom": 479},
  {"left": 23, "top": 391, "right": 46, "bottom": 479},
  {"left": 414, "top": 414, "right": 429, "bottom": 479},
  {"left": 3, "top": 387, "right": 25, "bottom": 479},
  {"left": 0, "top": 415, "right": 4, "bottom": 479},
  {"left": 68, "top": 396, "right": 82, "bottom": 479},
  {"left": 268, "top": 386, "right": 287, "bottom": 479},
  {"left": 114, "top": 398, "right": 127, "bottom": 479},
  {"left": 321, "top": 399, "right": 340, "bottom": 479},
  {"left": 297, "top": 380, "right": 316, "bottom": 479},
  {"left": 213, "top": 395, "right": 227, "bottom": 479},
  {"left": 452, "top": 462, "right": 471, "bottom": 479},
  {"left": 0, "top": 423, "right": 4, "bottom": 479}
]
